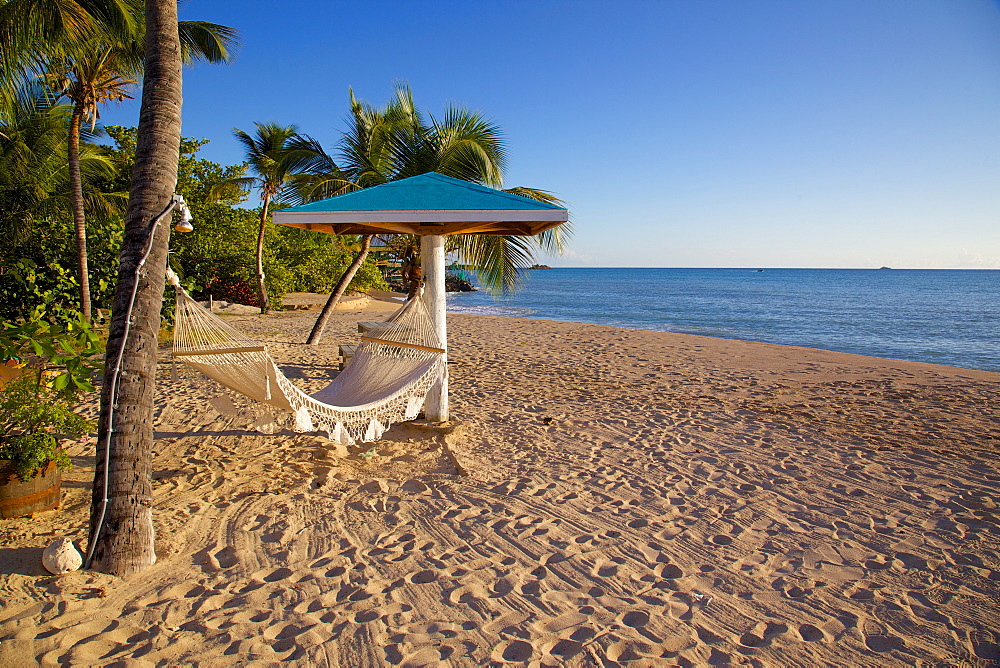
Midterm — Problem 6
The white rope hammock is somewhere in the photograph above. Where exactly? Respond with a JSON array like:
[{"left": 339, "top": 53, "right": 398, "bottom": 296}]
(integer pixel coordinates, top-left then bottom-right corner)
[{"left": 166, "top": 268, "right": 445, "bottom": 444}]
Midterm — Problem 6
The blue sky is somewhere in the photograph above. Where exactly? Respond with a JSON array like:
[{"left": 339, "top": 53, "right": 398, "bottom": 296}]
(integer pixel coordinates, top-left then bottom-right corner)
[{"left": 100, "top": 0, "right": 1000, "bottom": 268}]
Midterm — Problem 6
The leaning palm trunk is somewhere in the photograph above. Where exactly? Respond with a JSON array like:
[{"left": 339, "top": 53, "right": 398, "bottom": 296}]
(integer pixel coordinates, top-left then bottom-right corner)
[
  {"left": 255, "top": 197, "right": 271, "bottom": 314},
  {"left": 307, "top": 234, "right": 372, "bottom": 344},
  {"left": 88, "top": 0, "right": 183, "bottom": 576},
  {"left": 68, "top": 103, "right": 92, "bottom": 322}
]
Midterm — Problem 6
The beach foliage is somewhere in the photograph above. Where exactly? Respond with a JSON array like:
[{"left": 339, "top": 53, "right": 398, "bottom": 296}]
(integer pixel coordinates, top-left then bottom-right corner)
[
  {"left": 0, "top": 83, "right": 124, "bottom": 322},
  {"left": 0, "top": 314, "right": 100, "bottom": 481},
  {"left": 0, "top": 427, "right": 77, "bottom": 482},
  {"left": 209, "top": 122, "right": 330, "bottom": 313},
  {"left": 0, "top": 314, "right": 103, "bottom": 396}
]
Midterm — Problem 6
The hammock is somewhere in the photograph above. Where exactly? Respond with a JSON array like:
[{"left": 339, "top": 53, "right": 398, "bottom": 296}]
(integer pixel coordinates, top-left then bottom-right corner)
[{"left": 166, "top": 269, "right": 445, "bottom": 444}]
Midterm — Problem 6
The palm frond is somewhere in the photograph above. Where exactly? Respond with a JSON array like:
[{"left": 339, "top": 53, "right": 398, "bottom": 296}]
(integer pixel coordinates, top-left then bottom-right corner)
[
  {"left": 178, "top": 20, "right": 239, "bottom": 65},
  {"left": 452, "top": 233, "right": 536, "bottom": 296},
  {"left": 430, "top": 106, "right": 506, "bottom": 186},
  {"left": 502, "top": 187, "right": 573, "bottom": 255},
  {"left": 206, "top": 176, "right": 254, "bottom": 202}
]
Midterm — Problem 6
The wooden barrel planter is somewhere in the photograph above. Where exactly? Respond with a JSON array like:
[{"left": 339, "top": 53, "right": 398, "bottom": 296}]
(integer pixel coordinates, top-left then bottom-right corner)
[{"left": 0, "top": 460, "right": 62, "bottom": 519}]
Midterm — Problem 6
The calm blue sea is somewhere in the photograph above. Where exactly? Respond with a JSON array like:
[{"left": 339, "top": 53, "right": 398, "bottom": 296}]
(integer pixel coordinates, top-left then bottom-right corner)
[{"left": 446, "top": 268, "right": 1000, "bottom": 372}]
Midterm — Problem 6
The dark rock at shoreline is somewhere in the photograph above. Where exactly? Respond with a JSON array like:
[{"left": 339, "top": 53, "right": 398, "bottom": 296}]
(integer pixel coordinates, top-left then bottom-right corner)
[
  {"left": 388, "top": 277, "right": 477, "bottom": 293},
  {"left": 446, "top": 276, "right": 477, "bottom": 292}
]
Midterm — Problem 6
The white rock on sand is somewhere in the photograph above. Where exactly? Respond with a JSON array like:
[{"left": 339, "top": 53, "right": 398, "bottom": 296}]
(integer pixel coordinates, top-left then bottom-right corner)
[{"left": 1, "top": 297, "right": 999, "bottom": 666}]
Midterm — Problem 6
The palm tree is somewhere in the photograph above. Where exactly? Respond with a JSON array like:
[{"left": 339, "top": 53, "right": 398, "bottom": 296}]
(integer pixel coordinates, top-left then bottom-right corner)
[
  {"left": 223, "top": 122, "right": 323, "bottom": 314},
  {"left": 40, "top": 17, "right": 236, "bottom": 321},
  {"left": 0, "top": 0, "right": 138, "bottom": 123},
  {"left": 86, "top": 0, "right": 183, "bottom": 576},
  {"left": 43, "top": 47, "right": 137, "bottom": 322},
  {"left": 296, "top": 84, "right": 571, "bottom": 345}
]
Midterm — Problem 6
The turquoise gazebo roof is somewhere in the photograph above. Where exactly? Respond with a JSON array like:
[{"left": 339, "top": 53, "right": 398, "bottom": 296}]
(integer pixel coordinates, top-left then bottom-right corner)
[{"left": 272, "top": 172, "right": 568, "bottom": 236}]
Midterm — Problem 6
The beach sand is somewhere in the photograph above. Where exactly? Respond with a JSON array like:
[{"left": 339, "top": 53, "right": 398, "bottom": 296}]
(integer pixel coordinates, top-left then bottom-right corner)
[{"left": 2, "top": 295, "right": 999, "bottom": 666}]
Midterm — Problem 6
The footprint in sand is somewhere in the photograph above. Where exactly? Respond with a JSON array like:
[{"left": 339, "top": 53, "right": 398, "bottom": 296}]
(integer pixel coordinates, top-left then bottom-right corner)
[
  {"left": 657, "top": 563, "right": 684, "bottom": 579},
  {"left": 591, "top": 559, "right": 621, "bottom": 578},
  {"left": 573, "top": 533, "right": 600, "bottom": 548},
  {"left": 797, "top": 623, "right": 825, "bottom": 642},
  {"left": 448, "top": 583, "right": 491, "bottom": 604},
  {"left": 971, "top": 631, "right": 1000, "bottom": 660},
  {"left": 406, "top": 569, "right": 438, "bottom": 585},
  {"left": 491, "top": 576, "right": 517, "bottom": 597},
  {"left": 260, "top": 567, "right": 293, "bottom": 582},
  {"left": 863, "top": 620, "right": 905, "bottom": 653},
  {"left": 400, "top": 479, "right": 429, "bottom": 494},
  {"left": 491, "top": 639, "right": 534, "bottom": 663},
  {"left": 620, "top": 610, "right": 650, "bottom": 628},
  {"left": 547, "top": 638, "right": 586, "bottom": 661}
]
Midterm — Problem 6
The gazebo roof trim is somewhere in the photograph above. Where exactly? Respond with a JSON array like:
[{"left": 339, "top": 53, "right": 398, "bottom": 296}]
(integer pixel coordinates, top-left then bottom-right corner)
[{"left": 272, "top": 172, "right": 567, "bottom": 236}]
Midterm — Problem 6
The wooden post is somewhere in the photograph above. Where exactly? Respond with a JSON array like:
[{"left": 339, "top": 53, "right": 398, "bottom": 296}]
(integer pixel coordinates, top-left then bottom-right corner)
[{"left": 421, "top": 234, "right": 448, "bottom": 421}]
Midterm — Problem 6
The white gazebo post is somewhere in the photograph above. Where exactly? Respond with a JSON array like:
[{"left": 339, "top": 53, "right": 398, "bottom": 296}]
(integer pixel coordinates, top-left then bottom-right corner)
[{"left": 420, "top": 234, "right": 448, "bottom": 421}]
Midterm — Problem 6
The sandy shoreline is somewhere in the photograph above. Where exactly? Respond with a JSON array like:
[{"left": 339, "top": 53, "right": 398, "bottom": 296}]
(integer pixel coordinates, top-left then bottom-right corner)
[{"left": 2, "top": 299, "right": 999, "bottom": 666}]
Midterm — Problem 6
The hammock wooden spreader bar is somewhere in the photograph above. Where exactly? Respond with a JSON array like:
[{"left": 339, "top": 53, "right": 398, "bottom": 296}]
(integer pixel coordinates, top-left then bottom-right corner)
[
  {"left": 358, "top": 337, "right": 445, "bottom": 354},
  {"left": 172, "top": 346, "right": 267, "bottom": 357}
]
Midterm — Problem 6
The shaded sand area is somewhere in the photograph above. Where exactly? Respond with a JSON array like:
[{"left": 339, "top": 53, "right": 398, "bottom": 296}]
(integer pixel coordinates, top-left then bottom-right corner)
[{"left": 2, "top": 297, "right": 1000, "bottom": 666}]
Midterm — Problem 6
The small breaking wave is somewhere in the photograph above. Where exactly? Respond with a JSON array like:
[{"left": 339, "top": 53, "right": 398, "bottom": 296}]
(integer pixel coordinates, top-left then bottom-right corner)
[{"left": 447, "top": 304, "right": 538, "bottom": 318}]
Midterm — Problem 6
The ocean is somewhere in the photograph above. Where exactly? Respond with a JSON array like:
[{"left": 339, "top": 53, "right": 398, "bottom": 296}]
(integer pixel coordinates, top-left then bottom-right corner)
[{"left": 445, "top": 268, "right": 1000, "bottom": 373}]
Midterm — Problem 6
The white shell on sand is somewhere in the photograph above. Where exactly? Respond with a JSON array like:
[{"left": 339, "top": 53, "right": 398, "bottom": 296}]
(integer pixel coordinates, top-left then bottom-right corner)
[{"left": 42, "top": 537, "right": 83, "bottom": 574}]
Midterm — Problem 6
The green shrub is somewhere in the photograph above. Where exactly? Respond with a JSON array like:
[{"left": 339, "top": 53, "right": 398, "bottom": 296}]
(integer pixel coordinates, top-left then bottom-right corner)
[
  {"left": 0, "top": 311, "right": 99, "bottom": 481},
  {"left": 0, "top": 315, "right": 103, "bottom": 397},
  {"left": 0, "top": 433, "right": 73, "bottom": 481},
  {"left": 0, "top": 375, "right": 92, "bottom": 480}
]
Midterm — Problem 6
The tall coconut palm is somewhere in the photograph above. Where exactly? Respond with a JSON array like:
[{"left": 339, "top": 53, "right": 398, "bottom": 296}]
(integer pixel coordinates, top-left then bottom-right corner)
[
  {"left": 42, "top": 47, "right": 137, "bottom": 322},
  {"left": 86, "top": 0, "right": 183, "bottom": 576},
  {"left": 222, "top": 122, "right": 323, "bottom": 314},
  {"left": 41, "top": 16, "right": 236, "bottom": 321},
  {"left": 295, "top": 83, "right": 571, "bottom": 345}
]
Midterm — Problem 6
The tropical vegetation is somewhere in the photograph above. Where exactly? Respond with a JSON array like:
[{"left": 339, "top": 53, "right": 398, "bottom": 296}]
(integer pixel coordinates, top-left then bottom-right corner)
[{"left": 1, "top": 0, "right": 238, "bottom": 322}]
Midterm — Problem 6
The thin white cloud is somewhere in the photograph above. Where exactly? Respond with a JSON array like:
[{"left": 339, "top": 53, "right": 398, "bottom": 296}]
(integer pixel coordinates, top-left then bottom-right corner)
[{"left": 955, "top": 249, "right": 1000, "bottom": 269}]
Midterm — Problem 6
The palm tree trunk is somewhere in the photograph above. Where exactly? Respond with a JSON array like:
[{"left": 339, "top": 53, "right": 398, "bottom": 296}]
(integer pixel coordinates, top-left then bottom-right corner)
[
  {"left": 307, "top": 234, "right": 372, "bottom": 345},
  {"left": 407, "top": 259, "right": 423, "bottom": 299},
  {"left": 88, "top": 0, "right": 183, "bottom": 576},
  {"left": 68, "top": 103, "right": 92, "bottom": 322},
  {"left": 256, "top": 196, "right": 270, "bottom": 314}
]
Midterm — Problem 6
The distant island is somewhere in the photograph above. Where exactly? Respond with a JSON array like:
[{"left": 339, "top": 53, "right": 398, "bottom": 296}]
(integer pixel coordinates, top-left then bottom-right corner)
[
  {"left": 879, "top": 266, "right": 892, "bottom": 270},
  {"left": 529, "top": 264, "right": 552, "bottom": 270}
]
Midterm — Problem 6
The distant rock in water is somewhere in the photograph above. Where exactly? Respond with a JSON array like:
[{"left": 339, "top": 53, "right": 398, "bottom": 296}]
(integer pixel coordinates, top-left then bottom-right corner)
[
  {"left": 529, "top": 264, "right": 552, "bottom": 270},
  {"left": 879, "top": 266, "right": 892, "bottom": 270},
  {"left": 446, "top": 275, "right": 476, "bottom": 292},
  {"left": 389, "top": 277, "right": 477, "bottom": 293}
]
